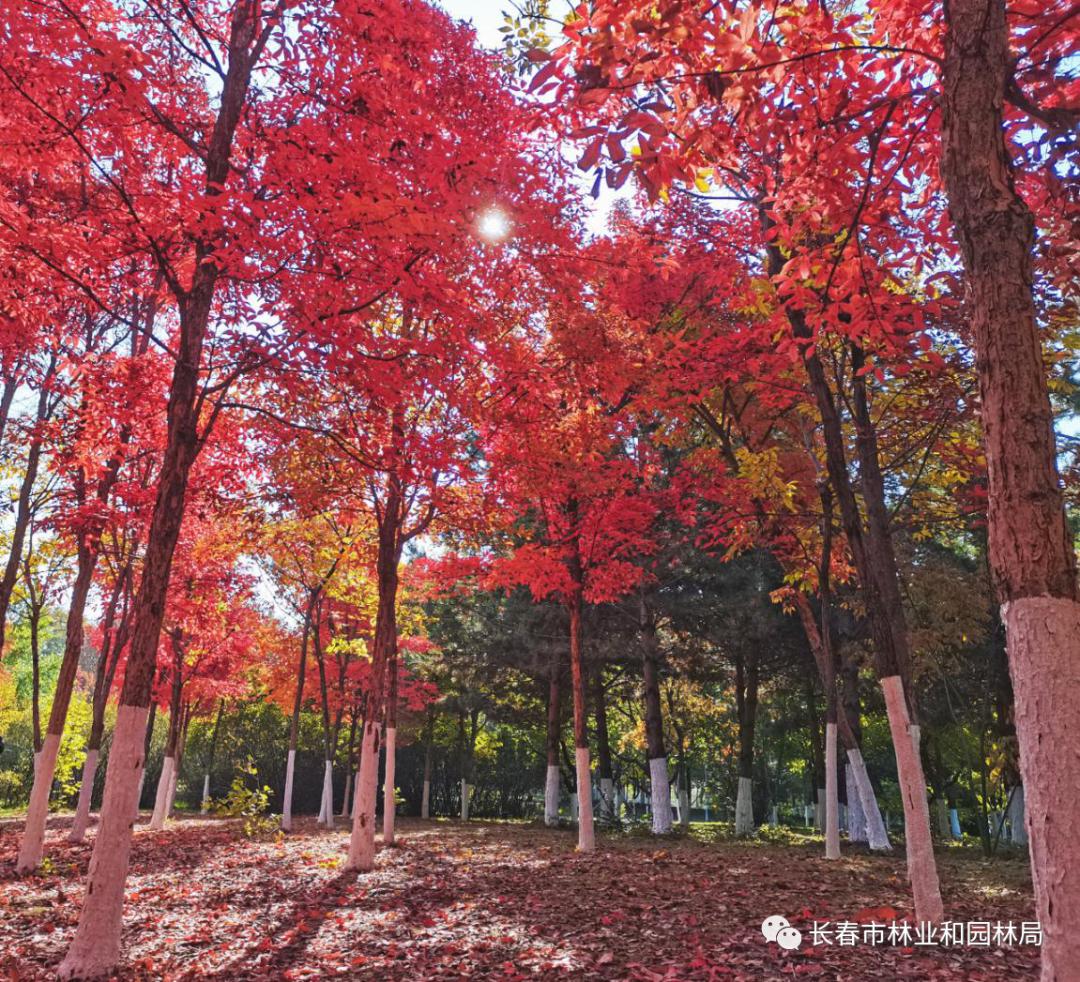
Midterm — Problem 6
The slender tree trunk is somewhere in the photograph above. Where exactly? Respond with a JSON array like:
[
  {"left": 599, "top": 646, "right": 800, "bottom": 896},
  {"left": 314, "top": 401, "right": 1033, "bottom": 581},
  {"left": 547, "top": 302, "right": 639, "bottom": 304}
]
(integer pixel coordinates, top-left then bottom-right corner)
[
  {"left": 282, "top": 603, "right": 313, "bottom": 831},
  {"left": 0, "top": 363, "right": 53, "bottom": 651},
  {"left": 29, "top": 595, "right": 43, "bottom": 757},
  {"left": 341, "top": 710, "right": 357, "bottom": 819},
  {"left": 592, "top": 663, "right": 614, "bottom": 822},
  {"left": 150, "top": 638, "right": 185, "bottom": 831},
  {"left": 311, "top": 601, "right": 337, "bottom": 828},
  {"left": 18, "top": 547, "right": 98, "bottom": 871},
  {"left": 460, "top": 708, "right": 479, "bottom": 821},
  {"left": 639, "top": 592, "right": 672, "bottom": 834},
  {"left": 567, "top": 574, "right": 594, "bottom": 852},
  {"left": 134, "top": 702, "right": 157, "bottom": 822},
  {"left": 544, "top": 658, "right": 561, "bottom": 826},
  {"left": 421, "top": 712, "right": 434, "bottom": 819},
  {"left": 941, "top": 1, "right": 1080, "bottom": 973},
  {"left": 346, "top": 520, "right": 400, "bottom": 871},
  {"left": 201, "top": 701, "right": 225, "bottom": 814},
  {"left": 71, "top": 557, "right": 133, "bottom": 842}
]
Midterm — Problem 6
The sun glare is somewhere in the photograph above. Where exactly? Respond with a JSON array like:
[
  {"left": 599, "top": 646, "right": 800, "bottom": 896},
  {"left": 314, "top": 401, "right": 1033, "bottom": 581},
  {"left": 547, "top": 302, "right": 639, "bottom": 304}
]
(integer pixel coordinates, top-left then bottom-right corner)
[{"left": 478, "top": 208, "right": 512, "bottom": 243}]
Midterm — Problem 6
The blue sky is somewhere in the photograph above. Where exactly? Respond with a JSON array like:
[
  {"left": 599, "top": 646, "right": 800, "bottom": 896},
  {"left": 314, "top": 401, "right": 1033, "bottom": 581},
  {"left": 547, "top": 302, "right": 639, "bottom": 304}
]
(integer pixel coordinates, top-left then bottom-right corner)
[{"left": 436, "top": 1, "right": 509, "bottom": 48}]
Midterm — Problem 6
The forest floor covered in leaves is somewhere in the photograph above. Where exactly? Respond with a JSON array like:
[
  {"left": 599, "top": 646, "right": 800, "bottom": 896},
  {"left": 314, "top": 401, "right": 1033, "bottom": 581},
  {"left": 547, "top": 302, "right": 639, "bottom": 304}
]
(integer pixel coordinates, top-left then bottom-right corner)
[{"left": 0, "top": 815, "right": 1038, "bottom": 981}]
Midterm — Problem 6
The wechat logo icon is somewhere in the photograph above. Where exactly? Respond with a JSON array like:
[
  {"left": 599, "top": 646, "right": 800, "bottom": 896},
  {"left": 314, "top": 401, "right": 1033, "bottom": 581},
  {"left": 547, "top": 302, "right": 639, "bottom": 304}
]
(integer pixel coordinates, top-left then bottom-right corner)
[{"left": 762, "top": 915, "right": 803, "bottom": 951}]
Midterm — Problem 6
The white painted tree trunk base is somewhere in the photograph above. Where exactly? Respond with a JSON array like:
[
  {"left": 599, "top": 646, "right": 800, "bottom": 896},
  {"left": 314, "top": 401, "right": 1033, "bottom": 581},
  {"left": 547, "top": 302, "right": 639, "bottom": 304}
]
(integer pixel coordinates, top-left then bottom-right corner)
[
  {"left": 318, "top": 759, "right": 334, "bottom": 828},
  {"left": 847, "top": 748, "right": 889, "bottom": 850},
  {"left": 734, "top": 775, "right": 754, "bottom": 836},
  {"left": 460, "top": 779, "right": 472, "bottom": 821},
  {"left": 824, "top": 723, "right": 841, "bottom": 860},
  {"left": 881, "top": 675, "right": 943, "bottom": 924},
  {"left": 148, "top": 756, "right": 175, "bottom": 831},
  {"left": 846, "top": 761, "right": 866, "bottom": 842},
  {"left": 165, "top": 760, "right": 180, "bottom": 819},
  {"left": 678, "top": 786, "right": 690, "bottom": 828},
  {"left": 281, "top": 748, "right": 296, "bottom": 832},
  {"left": 346, "top": 724, "right": 380, "bottom": 871},
  {"left": 58, "top": 704, "right": 148, "bottom": 980},
  {"left": 70, "top": 748, "right": 100, "bottom": 844},
  {"left": 201, "top": 773, "right": 211, "bottom": 814},
  {"left": 382, "top": 727, "right": 397, "bottom": 843},
  {"left": 575, "top": 747, "right": 594, "bottom": 852},
  {"left": 1002, "top": 596, "right": 1080, "bottom": 979},
  {"left": 544, "top": 764, "right": 560, "bottom": 826},
  {"left": 648, "top": 757, "right": 673, "bottom": 835},
  {"left": 1007, "top": 785, "right": 1027, "bottom": 845},
  {"left": 17, "top": 731, "right": 62, "bottom": 872}
]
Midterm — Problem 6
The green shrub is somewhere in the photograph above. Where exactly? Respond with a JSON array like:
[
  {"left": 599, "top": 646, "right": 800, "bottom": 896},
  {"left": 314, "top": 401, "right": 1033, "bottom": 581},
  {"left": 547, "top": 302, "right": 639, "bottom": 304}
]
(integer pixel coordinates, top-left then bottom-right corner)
[{"left": 212, "top": 759, "right": 276, "bottom": 838}]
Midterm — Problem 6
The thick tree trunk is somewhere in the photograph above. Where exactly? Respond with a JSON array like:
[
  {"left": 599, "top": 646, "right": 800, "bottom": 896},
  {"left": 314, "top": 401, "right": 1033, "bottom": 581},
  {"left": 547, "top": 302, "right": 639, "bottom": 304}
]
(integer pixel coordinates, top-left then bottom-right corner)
[
  {"left": 58, "top": 11, "right": 267, "bottom": 966},
  {"left": 639, "top": 593, "right": 672, "bottom": 834},
  {"left": 382, "top": 633, "right": 399, "bottom": 843},
  {"left": 346, "top": 520, "right": 400, "bottom": 871},
  {"left": 941, "top": 1, "right": 1080, "bottom": 974},
  {"left": 544, "top": 660, "right": 561, "bottom": 826},
  {"left": 734, "top": 653, "right": 758, "bottom": 836}
]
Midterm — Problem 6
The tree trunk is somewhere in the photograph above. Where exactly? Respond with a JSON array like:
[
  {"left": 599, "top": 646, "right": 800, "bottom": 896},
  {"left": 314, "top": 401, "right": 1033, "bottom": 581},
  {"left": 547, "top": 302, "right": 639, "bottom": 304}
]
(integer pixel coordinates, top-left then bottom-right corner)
[
  {"left": 58, "top": 4, "right": 273, "bottom": 966},
  {"left": 0, "top": 364, "right": 53, "bottom": 651},
  {"left": 341, "top": 710, "right": 358, "bottom": 819},
  {"left": 592, "top": 663, "right": 614, "bottom": 822},
  {"left": 567, "top": 577, "right": 594, "bottom": 852},
  {"left": 346, "top": 518, "right": 400, "bottom": 871},
  {"left": 200, "top": 701, "right": 225, "bottom": 814},
  {"left": 941, "top": 1, "right": 1080, "bottom": 973},
  {"left": 282, "top": 602, "right": 313, "bottom": 831},
  {"left": 421, "top": 713, "right": 434, "bottom": 820},
  {"left": 639, "top": 592, "right": 673, "bottom": 834},
  {"left": 734, "top": 652, "right": 758, "bottom": 836},
  {"left": 71, "top": 558, "right": 134, "bottom": 843},
  {"left": 382, "top": 629, "right": 399, "bottom": 843},
  {"left": 150, "top": 633, "right": 185, "bottom": 831},
  {"left": 544, "top": 658, "right": 561, "bottom": 826}
]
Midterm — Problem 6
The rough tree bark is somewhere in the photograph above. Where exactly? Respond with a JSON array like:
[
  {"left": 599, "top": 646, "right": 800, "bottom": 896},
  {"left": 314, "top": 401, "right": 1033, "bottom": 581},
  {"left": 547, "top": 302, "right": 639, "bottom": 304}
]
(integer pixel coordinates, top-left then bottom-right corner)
[{"left": 940, "top": 2, "right": 1080, "bottom": 972}]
